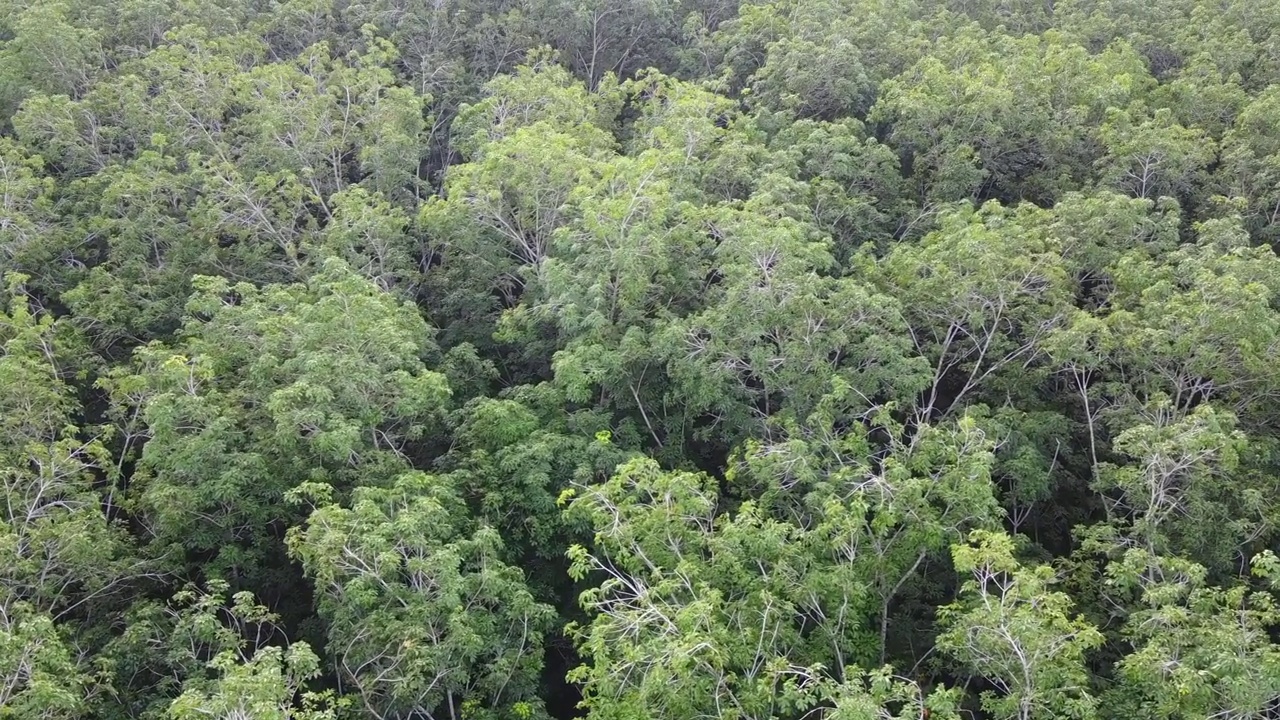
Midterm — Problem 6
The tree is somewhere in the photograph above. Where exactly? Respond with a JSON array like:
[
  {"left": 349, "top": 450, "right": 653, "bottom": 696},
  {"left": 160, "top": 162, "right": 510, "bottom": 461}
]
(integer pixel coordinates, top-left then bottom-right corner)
[
  {"left": 161, "top": 581, "right": 339, "bottom": 720},
  {"left": 440, "top": 391, "right": 632, "bottom": 598},
  {"left": 60, "top": 149, "right": 217, "bottom": 345},
  {"left": 0, "top": 601, "right": 86, "bottom": 720},
  {"left": 0, "top": 0, "right": 101, "bottom": 117},
  {"left": 168, "top": 644, "right": 337, "bottom": 720},
  {"left": 0, "top": 279, "right": 121, "bottom": 602},
  {"left": 104, "top": 259, "right": 450, "bottom": 592},
  {"left": 567, "top": 456, "right": 819, "bottom": 720},
  {"left": 737, "top": 399, "right": 1003, "bottom": 664},
  {"left": 1105, "top": 549, "right": 1280, "bottom": 719},
  {"left": 288, "top": 472, "right": 555, "bottom": 720},
  {"left": 566, "top": 411, "right": 1000, "bottom": 718},
  {"left": 1094, "top": 405, "right": 1255, "bottom": 564},
  {"left": 937, "top": 531, "right": 1104, "bottom": 720},
  {"left": 419, "top": 59, "right": 618, "bottom": 351},
  {"left": 764, "top": 118, "right": 909, "bottom": 253},
  {"left": 1097, "top": 107, "right": 1215, "bottom": 202},
  {"left": 312, "top": 187, "right": 420, "bottom": 293},
  {"left": 745, "top": 3, "right": 874, "bottom": 121},
  {"left": 0, "top": 140, "right": 69, "bottom": 301},
  {"left": 875, "top": 201, "right": 1073, "bottom": 428},
  {"left": 0, "top": 273, "right": 139, "bottom": 719},
  {"left": 873, "top": 30, "right": 1150, "bottom": 205},
  {"left": 660, "top": 199, "right": 927, "bottom": 446},
  {"left": 1219, "top": 86, "right": 1280, "bottom": 244},
  {"left": 533, "top": 0, "right": 680, "bottom": 89}
]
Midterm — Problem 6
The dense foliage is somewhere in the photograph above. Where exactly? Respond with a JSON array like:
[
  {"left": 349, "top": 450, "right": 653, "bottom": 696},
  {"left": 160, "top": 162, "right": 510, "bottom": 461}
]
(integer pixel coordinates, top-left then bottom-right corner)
[{"left": 4, "top": 0, "right": 1280, "bottom": 717}]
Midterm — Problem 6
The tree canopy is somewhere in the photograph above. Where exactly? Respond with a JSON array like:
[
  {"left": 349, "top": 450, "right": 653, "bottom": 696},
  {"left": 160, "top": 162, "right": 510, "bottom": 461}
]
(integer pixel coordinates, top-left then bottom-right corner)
[{"left": 3, "top": 0, "right": 1280, "bottom": 718}]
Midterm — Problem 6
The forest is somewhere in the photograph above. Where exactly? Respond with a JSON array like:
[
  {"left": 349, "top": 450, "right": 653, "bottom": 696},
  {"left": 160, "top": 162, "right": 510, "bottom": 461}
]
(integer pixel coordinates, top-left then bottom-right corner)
[{"left": 4, "top": 0, "right": 1280, "bottom": 717}]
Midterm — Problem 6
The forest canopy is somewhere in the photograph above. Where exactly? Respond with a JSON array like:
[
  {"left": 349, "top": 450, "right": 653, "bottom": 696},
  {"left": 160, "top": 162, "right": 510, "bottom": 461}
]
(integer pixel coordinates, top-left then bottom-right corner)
[{"left": 4, "top": 0, "right": 1280, "bottom": 718}]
